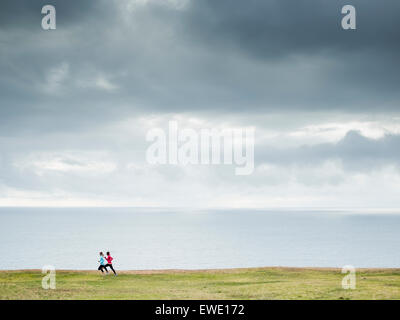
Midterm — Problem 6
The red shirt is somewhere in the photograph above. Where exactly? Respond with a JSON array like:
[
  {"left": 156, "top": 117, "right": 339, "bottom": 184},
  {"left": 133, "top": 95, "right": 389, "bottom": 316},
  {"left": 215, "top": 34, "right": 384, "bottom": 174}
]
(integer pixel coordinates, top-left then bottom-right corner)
[{"left": 106, "top": 256, "right": 113, "bottom": 264}]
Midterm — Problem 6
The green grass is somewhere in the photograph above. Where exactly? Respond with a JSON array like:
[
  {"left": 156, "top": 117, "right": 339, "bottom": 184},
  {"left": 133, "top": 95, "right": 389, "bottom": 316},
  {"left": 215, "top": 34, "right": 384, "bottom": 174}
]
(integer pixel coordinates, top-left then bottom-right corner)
[{"left": 1, "top": 267, "right": 400, "bottom": 300}]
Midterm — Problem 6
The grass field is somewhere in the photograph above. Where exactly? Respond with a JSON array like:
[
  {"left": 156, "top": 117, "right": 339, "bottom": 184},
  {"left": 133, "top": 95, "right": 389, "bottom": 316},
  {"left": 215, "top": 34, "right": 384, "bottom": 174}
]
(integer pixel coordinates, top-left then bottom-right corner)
[{"left": 1, "top": 267, "right": 400, "bottom": 300}]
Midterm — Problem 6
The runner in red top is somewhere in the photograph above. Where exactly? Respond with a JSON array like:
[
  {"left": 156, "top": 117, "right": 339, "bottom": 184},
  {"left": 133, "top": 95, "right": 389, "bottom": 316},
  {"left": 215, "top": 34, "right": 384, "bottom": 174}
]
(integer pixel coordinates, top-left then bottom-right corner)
[
  {"left": 105, "top": 251, "right": 117, "bottom": 275},
  {"left": 106, "top": 255, "right": 113, "bottom": 264}
]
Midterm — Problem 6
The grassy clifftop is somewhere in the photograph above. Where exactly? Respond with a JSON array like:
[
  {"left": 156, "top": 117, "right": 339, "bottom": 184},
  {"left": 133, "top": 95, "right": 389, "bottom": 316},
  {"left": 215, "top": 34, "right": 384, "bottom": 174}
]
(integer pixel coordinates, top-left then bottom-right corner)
[{"left": 1, "top": 267, "right": 400, "bottom": 300}]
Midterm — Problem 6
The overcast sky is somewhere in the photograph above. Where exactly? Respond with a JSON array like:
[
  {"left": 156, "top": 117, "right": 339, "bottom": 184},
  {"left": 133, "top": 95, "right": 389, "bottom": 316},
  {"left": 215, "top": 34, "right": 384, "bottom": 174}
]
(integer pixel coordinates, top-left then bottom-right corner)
[{"left": 0, "top": 0, "right": 400, "bottom": 208}]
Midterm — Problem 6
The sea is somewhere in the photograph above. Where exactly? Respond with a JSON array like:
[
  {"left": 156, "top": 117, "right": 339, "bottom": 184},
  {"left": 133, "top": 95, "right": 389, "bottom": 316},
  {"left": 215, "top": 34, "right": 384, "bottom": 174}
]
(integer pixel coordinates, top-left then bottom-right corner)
[{"left": 1, "top": 207, "right": 399, "bottom": 270}]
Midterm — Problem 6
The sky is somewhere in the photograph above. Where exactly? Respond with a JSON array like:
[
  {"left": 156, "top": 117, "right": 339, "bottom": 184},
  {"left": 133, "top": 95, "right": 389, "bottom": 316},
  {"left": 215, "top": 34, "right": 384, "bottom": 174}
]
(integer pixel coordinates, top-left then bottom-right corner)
[{"left": 0, "top": 0, "right": 400, "bottom": 208}]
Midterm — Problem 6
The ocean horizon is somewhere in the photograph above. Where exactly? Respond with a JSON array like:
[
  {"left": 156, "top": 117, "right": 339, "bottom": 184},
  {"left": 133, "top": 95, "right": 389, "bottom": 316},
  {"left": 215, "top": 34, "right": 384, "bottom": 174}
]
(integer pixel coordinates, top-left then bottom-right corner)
[{"left": 2, "top": 207, "right": 400, "bottom": 270}]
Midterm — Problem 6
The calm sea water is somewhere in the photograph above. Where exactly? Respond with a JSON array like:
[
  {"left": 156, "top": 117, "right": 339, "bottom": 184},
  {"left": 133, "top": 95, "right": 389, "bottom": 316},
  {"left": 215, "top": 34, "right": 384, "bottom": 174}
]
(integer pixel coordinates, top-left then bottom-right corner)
[{"left": 1, "top": 208, "right": 400, "bottom": 270}]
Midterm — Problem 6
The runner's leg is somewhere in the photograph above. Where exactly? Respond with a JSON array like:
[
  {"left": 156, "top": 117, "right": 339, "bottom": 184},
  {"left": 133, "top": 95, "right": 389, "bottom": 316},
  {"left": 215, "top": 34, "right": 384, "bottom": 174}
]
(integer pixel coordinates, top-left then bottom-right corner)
[{"left": 106, "top": 264, "right": 116, "bottom": 275}]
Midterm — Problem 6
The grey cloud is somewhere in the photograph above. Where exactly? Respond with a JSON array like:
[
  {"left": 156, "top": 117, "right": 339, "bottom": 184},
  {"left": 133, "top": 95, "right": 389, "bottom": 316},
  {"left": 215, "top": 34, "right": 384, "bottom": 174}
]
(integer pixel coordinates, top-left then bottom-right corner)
[
  {"left": 257, "top": 131, "right": 400, "bottom": 171},
  {"left": 1, "top": 0, "right": 400, "bottom": 138},
  {"left": 184, "top": 0, "right": 400, "bottom": 58},
  {"left": 182, "top": 0, "right": 400, "bottom": 111}
]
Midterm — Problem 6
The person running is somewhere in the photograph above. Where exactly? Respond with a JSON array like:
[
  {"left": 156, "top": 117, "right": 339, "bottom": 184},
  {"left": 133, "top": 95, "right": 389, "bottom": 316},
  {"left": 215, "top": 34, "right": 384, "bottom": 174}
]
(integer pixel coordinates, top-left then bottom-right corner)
[
  {"left": 105, "top": 251, "right": 117, "bottom": 276},
  {"left": 98, "top": 252, "right": 109, "bottom": 274}
]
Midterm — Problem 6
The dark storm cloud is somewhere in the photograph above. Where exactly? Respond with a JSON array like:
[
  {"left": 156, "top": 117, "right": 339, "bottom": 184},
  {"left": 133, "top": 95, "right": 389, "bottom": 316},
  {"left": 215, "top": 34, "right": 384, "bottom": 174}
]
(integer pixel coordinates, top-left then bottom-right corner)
[
  {"left": 182, "top": 0, "right": 400, "bottom": 110},
  {"left": 0, "top": 0, "right": 399, "bottom": 135},
  {"left": 184, "top": 0, "right": 400, "bottom": 57}
]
